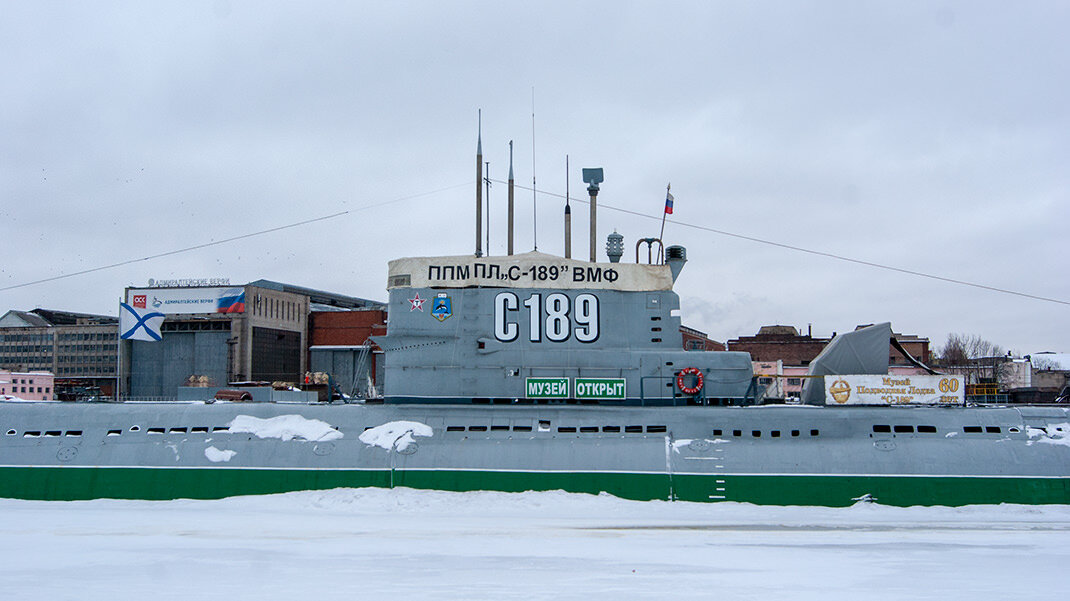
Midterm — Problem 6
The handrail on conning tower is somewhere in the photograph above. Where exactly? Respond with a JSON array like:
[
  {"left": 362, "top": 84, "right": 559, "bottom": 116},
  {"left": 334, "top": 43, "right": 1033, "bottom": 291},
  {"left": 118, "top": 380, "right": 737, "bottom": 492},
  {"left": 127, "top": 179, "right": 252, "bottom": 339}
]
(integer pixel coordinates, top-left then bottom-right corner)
[{"left": 635, "top": 238, "right": 664, "bottom": 265}]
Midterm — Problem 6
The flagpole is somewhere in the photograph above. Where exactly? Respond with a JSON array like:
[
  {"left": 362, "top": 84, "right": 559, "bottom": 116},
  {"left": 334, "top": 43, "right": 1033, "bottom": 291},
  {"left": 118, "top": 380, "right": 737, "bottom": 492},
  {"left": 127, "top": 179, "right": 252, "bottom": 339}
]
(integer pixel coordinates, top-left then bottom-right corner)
[{"left": 658, "top": 182, "right": 670, "bottom": 244}]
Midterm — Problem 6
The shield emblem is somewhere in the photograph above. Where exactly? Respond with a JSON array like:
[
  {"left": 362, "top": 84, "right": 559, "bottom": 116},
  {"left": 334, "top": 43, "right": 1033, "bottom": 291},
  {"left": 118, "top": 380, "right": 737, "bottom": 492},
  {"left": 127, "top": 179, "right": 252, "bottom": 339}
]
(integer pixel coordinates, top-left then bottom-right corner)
[{"left": 431, "top": 294, "right": 452, "bottom": 322}]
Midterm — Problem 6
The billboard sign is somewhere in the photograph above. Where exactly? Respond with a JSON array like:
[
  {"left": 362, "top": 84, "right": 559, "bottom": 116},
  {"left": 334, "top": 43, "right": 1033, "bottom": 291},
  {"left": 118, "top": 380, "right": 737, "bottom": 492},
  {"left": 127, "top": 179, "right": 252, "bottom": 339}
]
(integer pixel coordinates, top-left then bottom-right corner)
[
  {"left": 126, "top": 287, "right": 246, "bottom": 315},
  {"left": 824, "top": 375, "right": 964, "bottom": 406}
]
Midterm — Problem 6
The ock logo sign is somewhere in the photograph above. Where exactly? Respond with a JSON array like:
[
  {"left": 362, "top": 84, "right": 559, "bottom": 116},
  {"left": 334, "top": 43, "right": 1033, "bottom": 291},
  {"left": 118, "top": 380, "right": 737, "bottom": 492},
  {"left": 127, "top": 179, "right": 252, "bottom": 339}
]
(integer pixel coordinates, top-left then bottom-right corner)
[{"left": 132, "top": 295, "right": 147, "bottom": 309}]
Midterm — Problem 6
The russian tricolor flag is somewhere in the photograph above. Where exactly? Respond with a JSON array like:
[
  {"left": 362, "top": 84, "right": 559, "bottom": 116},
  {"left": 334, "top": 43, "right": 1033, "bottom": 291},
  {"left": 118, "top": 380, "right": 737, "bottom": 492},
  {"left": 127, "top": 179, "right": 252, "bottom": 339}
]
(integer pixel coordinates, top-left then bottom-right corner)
[
  {"left": 216, "top": 288, "right": 246, "bottom": 314},
  {"left": 664, "top": 191, "right": 674, "bottom": 215}
]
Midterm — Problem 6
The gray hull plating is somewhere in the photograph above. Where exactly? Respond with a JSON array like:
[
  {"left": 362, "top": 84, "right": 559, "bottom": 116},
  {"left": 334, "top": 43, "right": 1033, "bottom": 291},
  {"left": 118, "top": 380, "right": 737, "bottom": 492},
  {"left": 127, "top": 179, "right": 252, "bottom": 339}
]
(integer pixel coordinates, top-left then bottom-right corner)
[{"left": 3, "top": 401, "right": 1067, "bottom": 478}]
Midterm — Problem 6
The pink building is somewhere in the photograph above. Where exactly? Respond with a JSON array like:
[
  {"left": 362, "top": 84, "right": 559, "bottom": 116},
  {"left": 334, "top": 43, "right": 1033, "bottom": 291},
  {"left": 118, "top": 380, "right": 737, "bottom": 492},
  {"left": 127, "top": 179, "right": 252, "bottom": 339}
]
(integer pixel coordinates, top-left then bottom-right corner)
[{"left": 0, "top": 370, "right": 54, "bottom": 400}]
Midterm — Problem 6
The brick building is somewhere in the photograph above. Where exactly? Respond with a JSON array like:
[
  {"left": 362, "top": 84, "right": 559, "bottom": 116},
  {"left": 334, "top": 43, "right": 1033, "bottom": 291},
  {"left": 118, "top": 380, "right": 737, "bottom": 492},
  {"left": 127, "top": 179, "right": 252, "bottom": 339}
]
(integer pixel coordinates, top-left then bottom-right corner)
[
  {"left": 728, "top": 325, "right": 828, "bottom": 365},
  {"left": 308, "top": 308, "right": 388, "bottom": 399},
  {"left": 728, "top": 324, "right": 931, "bottom": 368},
  {"left": 680, "top": 325, "right": 724, "bottom": 351}
]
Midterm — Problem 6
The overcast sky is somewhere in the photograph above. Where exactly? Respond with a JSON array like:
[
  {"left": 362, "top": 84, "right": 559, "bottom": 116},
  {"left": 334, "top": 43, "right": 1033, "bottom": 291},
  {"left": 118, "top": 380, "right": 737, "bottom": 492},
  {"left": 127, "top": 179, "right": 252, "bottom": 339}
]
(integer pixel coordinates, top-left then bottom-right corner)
[{"left": 2, "top": 1, "right": 1067, "bottom": 354}]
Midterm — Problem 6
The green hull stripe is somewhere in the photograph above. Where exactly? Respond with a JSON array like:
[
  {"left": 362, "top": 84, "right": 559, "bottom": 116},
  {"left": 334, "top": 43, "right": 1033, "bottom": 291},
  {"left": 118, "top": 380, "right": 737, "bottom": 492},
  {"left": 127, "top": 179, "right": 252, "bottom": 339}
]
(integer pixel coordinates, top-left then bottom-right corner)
[{"left": 1, "top": 466, "right": 1068, "bottom": 506}]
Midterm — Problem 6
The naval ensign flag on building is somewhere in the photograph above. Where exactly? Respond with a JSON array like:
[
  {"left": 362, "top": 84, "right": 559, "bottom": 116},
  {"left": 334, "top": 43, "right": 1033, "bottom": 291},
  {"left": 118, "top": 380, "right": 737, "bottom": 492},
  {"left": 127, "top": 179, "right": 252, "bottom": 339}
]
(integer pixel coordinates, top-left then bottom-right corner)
[{"left": 119, "top": 302, "right": 165, "bottom": 341}]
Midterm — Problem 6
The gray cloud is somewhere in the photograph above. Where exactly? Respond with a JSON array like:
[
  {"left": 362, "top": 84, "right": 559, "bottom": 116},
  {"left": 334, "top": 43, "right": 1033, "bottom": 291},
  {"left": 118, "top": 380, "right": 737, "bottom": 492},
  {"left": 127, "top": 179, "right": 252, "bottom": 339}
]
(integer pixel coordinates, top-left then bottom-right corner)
[{"left": 2, "top": 1, "right": 1066, "bottom": 353}]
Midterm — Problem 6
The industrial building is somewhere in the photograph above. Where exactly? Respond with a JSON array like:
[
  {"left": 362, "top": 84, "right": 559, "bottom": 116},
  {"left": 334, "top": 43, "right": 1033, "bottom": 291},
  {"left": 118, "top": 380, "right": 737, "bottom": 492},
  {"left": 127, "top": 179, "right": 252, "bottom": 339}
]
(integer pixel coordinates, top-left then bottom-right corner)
[
  {"left": 123, "top": 279, "right": 382, "bottom": 398},
  {"left": 0, "top": 309, "right": 118, "bottom": 399}
]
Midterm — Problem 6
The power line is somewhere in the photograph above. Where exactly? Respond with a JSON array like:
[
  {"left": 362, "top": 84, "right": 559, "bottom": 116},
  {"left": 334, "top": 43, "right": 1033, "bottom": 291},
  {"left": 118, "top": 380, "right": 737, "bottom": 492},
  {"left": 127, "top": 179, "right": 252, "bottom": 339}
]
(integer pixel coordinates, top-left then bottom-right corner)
[
  {"left": 0, "top": 182, "right": 470, "bottom": 293},
  {"left": 6, "top": 176, "right": 1064, "bottom": 308},
  {"left": 499, "top": 180, "right": 1069, "bottom": 307}
]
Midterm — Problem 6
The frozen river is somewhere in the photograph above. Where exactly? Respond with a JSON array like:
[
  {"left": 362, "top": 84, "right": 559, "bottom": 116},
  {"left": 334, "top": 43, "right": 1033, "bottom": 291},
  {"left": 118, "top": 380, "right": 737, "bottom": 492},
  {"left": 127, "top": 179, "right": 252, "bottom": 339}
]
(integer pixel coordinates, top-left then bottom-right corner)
[{"left": 1, "top": 488, "right": 1067, "bottom": 600}]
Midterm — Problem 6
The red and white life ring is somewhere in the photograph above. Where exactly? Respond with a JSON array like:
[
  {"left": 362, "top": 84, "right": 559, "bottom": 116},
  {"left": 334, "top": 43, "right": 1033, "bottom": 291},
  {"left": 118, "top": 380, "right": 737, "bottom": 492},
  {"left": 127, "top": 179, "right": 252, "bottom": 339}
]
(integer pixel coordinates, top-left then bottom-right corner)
[{"left": 676, "top": 367, "right": 704, "bottom": 395}]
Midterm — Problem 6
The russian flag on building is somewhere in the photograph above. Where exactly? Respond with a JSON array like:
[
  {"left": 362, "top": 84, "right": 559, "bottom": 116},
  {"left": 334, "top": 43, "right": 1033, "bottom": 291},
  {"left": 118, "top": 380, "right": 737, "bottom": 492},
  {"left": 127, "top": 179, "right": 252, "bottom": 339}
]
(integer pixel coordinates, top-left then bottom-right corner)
[
  {"left": 216, "top": 288, "right": 246, "bottom": 313},
  {"left": 664, "top": 191, "right": 674, "bottom": 215}
]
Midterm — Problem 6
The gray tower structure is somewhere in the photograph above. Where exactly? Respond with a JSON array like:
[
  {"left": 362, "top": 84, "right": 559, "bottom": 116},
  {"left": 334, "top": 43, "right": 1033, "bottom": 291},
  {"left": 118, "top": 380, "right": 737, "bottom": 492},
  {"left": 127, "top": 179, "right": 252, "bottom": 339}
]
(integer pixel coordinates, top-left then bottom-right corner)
[{"left": 376, "top": 251, "right": 752, "bottom": 404}]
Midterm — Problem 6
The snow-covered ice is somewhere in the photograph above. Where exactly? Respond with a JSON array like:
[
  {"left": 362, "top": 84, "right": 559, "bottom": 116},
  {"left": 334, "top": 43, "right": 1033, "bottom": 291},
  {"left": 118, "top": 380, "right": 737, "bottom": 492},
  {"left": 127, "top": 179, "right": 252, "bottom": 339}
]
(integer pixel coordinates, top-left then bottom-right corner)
[{"left": 0, "top": 489, "right": 1066, "bottom": 601}]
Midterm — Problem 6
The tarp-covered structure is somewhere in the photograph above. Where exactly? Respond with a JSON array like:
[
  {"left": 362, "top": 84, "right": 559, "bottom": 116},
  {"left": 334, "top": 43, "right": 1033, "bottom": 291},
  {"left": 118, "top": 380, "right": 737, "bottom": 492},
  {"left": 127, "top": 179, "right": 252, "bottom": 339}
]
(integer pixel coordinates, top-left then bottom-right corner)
[{"left": 800, "top": 323, "right": 892, "bottom": 405}]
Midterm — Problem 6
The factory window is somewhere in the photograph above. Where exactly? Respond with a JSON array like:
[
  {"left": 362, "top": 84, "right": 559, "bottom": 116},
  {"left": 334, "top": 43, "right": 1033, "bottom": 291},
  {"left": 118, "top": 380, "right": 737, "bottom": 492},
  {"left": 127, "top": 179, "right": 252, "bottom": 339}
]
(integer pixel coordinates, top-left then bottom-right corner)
[
  {"left": 65, "top": 431, "right": 82, "bottom": 437},
  {"left": 752, "top": 430, "right": 761, "bottom": 438},
  {"left": 733, "top": 430, "right": 741, "bottom": 437},
  {"left": 712, "top": 429, "right": 722, "bottom": 436},
  {"left": 602, "top": 426, "right": 620, "bottom": 433},
  {"left": 771, "top": 430, "right": 781, "bottom": 438},
  {"left": 45, "top": 431, "right": 61, "bottom": 437},
  {"left": 872, "top": 425, "right": 891, "bottom": 433},
  {"left": 791, "top": 430, "right": 800, "bottom": 437},
  {"left": 212, "top": 426, "right": 229, "bottom": 433},
  {"left": 512, "top": 425, "right": 532, "bottom": 432},
  {"left": 169, "top": 427, "right": 187, "bottom": 434},
  {"left": 985, "top": 426, "right": 1001, "bottom": 434},
  {"left": 557, "top": 427, "right": 576, "bottom": 433},
  {"left": 24, "top": 431, "right": 41, "bottom": 437},
  {"left": 580, "top": 426, "right": 599, "bottom": 433},
  {"left": 893, "top": 425, "right": 914, "bottom": 433},
  {"left": 107, "top": 430, "right": 121, "bottom": 436},
  {"left": 646, "top": 425, "right": 667, "bottom": 433},
  {"left": 918, "top": 426, "right": 937, "bottom": 433},
  {"left": 468, "top": 426, "right": 487, "bottom": 432},
  {"left": 446, "top": 426, "right": 464, "bottom": 432},
  {"left": 490, "top": 425, "right": 509, "bottom": 431},
  {"left": 963, "top": 426, "right": 982, "bottom": 433},
  {"left": 191, "top": 427, "right": 209, "bottom": 433},
  {"left": 625, "top": 425, "right": 643, "bottom": 433},
  {"left": 787, "top": 378, "right": 801, "bottom": 386},
  {"left": 810, "top": 429, "right": 820, "bottom": 437},
  {"left": 147, "top": 428, "right": 164, "bottom": 434}
]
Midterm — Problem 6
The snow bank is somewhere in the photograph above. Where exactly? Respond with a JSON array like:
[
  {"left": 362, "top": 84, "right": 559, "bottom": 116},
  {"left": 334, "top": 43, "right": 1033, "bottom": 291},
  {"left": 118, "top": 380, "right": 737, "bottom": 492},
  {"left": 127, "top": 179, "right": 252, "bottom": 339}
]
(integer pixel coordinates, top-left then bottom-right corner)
[
  {"left": 204, "top": 446, "right": 237, "bottom": 462},
  {"left": 359, "top": 421, "right": 433, "bottom": 452},
  {"left": 228, "top": 415, "right": 343, "bottom": 442}
]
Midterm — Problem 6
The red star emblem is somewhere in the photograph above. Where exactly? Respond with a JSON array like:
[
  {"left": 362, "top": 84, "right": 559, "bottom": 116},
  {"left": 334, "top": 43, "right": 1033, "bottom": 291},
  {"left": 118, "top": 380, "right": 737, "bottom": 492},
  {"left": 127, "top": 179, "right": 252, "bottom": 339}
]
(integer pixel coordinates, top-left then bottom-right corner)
[{"left": 408, "top": 293, "right": 426, "bottom": 312}]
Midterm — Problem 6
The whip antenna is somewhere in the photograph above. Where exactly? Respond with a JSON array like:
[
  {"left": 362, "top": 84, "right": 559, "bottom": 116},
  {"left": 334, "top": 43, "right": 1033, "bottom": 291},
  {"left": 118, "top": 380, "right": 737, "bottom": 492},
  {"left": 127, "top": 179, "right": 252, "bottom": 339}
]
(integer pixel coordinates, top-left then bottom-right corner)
[{"left": 531, "top": 87, "right": 537, "bottom": 251}]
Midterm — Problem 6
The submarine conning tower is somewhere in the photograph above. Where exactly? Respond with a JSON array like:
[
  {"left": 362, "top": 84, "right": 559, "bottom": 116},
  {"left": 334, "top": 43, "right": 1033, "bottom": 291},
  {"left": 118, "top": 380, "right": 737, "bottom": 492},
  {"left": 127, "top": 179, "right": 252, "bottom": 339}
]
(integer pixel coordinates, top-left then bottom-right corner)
[
  {"left": 374, "top": 249, "right": 754, "bottom": 405},
  {"left": 373, "top": 133, "right": 753, "bottom": 405}
]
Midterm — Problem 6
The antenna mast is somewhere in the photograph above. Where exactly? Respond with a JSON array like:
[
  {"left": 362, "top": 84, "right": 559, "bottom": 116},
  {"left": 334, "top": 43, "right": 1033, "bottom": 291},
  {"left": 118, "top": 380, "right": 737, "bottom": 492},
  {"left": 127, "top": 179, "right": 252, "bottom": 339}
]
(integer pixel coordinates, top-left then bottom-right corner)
[
  {"left": 564, "top": 155, "right": 571, "bottom": 259},
  {"left": 475, "top": 109, "right": 483, "bottom": 258},
  {"left": 531, "top": 87, "right": 537, "bottom": 251},
  {"left": 485, "top": 161, "right": 491, "bottom": 255},
  {"left": 508, "top": 141, "right": 515, "bottom": 256}
]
